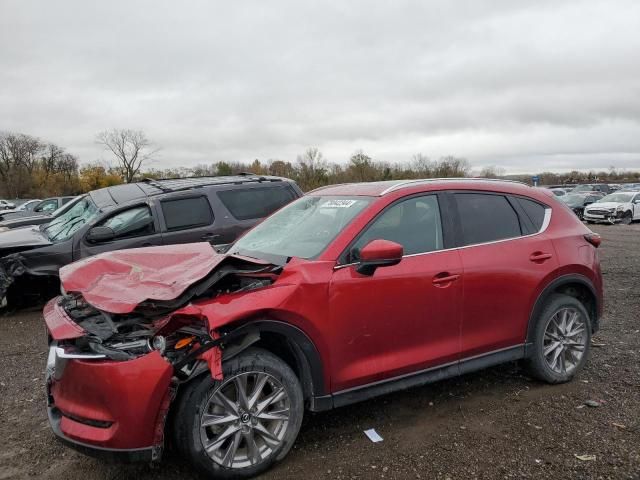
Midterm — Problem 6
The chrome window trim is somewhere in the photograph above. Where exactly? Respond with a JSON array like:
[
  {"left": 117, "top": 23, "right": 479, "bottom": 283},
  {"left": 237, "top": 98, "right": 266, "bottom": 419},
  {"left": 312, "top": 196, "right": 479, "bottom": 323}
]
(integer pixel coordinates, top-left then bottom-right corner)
[{"left": 333, "top": 207, "right": 552, "bottom": 271}]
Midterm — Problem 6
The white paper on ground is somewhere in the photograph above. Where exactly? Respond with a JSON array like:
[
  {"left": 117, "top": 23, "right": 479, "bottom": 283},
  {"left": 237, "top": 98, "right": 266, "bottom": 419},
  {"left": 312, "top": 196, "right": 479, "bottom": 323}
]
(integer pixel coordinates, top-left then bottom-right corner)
[{"left": 364, "top": 428, "right": 383, "bottom": 442}]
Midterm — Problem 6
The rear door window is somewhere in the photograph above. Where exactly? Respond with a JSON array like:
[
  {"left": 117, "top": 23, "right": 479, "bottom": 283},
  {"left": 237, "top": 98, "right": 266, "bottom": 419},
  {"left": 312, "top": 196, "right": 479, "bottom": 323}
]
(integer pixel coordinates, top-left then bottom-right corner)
[
  {"left": 161, "top": 196, "right": 213, "bottom": 231},
  {"left": 217, "top": 186, "right": 297, "bottom": 220},
  {"left": 454, "top": 193, "right": 522, "bottom": 246}
]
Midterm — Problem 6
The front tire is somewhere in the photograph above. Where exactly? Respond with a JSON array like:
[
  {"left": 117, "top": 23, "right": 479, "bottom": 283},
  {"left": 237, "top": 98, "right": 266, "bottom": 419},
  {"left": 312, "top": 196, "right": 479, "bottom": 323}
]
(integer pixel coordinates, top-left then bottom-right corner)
[
  {"left": 621, "top": 211, "right": 632, "bottom": 225},
  {"left": 525, "top": 294, "right": 591, "bottom": 384},
  {"left": 174, "top": 348, "right": 304, "bottom": 479}
]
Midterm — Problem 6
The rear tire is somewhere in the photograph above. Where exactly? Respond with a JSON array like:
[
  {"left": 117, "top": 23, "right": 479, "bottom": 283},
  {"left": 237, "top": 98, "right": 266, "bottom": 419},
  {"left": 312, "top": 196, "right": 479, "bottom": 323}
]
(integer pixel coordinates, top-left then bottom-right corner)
[
  {"left": 174, "top": 348, "right": 304, "bottom": 479},
  {"left": 525, "top": 294, "right": 591, "bottom": 384}
]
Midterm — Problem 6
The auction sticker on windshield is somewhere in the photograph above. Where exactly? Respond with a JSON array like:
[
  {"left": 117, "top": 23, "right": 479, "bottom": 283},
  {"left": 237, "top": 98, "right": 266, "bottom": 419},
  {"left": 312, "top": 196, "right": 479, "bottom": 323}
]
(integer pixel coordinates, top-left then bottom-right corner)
[{"left": 321, "top": 199, "right": 358, "bottom": 208}]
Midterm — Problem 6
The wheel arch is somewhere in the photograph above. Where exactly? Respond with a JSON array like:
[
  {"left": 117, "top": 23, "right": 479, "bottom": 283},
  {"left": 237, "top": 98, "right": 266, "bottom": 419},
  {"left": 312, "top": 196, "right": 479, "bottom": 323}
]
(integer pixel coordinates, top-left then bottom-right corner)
[
  {"left": 218, "top": 319, "right": 329, "bottom": 411},
  {"left": 526, "top": 274, "right": 600, "bottom": 355}
]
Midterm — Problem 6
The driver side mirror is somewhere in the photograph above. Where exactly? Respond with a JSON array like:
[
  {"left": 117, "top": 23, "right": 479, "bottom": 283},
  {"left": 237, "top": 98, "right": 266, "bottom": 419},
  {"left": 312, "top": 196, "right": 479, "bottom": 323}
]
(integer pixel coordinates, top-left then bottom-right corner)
[
  {"left": 354, "top": 239, "right": 403, "bottom": 276},
  {"left": 86, "top": 226, "right": 115, "bottom": 243}
]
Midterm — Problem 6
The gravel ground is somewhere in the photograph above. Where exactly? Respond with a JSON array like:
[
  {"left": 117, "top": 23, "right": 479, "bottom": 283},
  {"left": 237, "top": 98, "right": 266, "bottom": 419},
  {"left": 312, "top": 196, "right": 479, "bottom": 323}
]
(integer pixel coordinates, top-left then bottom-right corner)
[{"left": 1, "top": 224, "right": 639, "bottom": 480}]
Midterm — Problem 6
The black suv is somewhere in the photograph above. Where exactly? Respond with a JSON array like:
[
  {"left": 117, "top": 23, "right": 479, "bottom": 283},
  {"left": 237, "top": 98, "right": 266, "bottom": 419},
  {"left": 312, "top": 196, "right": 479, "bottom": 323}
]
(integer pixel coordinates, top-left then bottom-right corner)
[{"left": 0, "top": 175, "right": 302, "bottom": 307}]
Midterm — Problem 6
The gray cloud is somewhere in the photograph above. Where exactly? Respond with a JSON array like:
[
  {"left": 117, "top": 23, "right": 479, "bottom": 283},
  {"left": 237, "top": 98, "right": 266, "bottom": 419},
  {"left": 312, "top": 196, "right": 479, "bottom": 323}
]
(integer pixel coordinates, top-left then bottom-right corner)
[{"left": 1, "top": 0, "right": 639, "bottom": 174}]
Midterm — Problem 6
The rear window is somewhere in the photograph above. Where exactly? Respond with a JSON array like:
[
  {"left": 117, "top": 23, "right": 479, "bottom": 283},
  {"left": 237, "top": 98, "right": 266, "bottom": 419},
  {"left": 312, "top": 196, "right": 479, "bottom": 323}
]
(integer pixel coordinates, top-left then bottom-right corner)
[
  {"left": 161, "top": 196, "right": 213, "bottom": 231},
  {"left": 516, "top": 197, "right": 546, "bottom": 232},
  {"left": 454, "top": 193, "right": 522, "bottom": 246},
  {"left": 218, "top": 186, "right": 297, "bottom": 220}
]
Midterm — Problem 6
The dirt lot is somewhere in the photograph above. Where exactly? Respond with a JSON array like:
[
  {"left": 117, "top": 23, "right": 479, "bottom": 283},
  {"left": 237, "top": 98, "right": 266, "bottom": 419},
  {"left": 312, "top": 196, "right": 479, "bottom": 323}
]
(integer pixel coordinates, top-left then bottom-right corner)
[{"left": 1, "top": 224, "right": 639, "bottom": 480}]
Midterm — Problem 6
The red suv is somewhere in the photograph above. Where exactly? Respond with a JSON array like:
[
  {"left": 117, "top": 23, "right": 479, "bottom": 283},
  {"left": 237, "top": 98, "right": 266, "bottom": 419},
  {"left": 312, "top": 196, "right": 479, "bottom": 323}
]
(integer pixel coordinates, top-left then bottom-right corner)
[{"left": 44, "top": 179, "right": 603, "bottom": 479}]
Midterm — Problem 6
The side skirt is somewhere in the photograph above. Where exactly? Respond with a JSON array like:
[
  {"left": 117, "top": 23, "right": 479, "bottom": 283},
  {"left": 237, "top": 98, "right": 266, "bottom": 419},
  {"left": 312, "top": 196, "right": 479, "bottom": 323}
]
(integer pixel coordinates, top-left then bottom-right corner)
[{"left": 310, "top": 344, "right": 526, "bottom": 412}]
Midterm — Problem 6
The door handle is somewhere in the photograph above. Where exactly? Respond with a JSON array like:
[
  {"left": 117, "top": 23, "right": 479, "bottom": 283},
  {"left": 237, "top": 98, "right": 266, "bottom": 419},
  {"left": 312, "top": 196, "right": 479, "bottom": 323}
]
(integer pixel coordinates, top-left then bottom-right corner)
[
  {"left": 201, "top": 233, "right": 222, "bottom": 241},
  {"left": 432, "top": 272, "right": 460, "bottom": 286},
  {"left": 529, "top": 252, "right": 553, "bottom": 263}
]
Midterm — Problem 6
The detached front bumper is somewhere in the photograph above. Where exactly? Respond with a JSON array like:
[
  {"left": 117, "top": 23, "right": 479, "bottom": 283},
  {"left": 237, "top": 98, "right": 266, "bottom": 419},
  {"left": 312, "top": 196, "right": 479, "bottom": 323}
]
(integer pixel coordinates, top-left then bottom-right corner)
[{"left": 44, "top": 300, "right": 175, "bottom": 460}]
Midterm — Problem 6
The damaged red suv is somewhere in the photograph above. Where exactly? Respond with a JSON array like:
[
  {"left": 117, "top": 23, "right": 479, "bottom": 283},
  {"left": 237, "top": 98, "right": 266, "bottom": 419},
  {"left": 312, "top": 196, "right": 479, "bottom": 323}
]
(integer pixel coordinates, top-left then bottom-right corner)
[{"left": 44, "top": 179, "right": 603, "bottom": 478}]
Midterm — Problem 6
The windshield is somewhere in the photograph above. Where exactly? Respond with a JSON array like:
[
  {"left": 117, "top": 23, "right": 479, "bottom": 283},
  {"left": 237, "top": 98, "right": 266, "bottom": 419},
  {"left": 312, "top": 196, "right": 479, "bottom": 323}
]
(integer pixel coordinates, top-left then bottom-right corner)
[
  {"left": 42, "top": 196, "right": 100, "bottom": 242},
  {"left": 229, "top": 196, "right": 372, "bottom": 261},
  {"left": 597, "top": 193, "right": 634, "bottom": 203}
]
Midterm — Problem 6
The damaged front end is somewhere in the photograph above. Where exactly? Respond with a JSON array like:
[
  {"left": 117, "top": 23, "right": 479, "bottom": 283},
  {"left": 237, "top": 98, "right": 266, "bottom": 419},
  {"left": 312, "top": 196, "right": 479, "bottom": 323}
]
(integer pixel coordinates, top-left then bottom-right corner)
[{"left": 44, "top": 244, "right": 281, "bottom": 460}]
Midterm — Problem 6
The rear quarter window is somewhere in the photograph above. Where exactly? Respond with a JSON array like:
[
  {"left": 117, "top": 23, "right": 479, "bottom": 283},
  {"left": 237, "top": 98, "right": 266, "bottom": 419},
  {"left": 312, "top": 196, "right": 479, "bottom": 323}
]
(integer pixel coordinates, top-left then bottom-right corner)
[
  {"left": 516, "top": 197, "right": 547, "bottom": 232},
  {"left": 217, "top": 186, "right": 297, "bottom": 220}
]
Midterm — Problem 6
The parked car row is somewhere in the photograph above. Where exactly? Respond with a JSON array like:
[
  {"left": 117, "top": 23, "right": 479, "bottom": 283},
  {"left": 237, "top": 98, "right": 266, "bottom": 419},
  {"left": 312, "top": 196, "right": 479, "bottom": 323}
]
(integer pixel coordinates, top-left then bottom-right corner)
[
  {"left": 0, "top": 175, "right": 302, "bottom": 308},
  {"left": 543, "top": 184, "right": 640, "bottom": 224},
  {"left": 546, "top": 182, "right": 640, "bottom": 197},
  {"left": 42, "top": 178, "right": 603, "bottom": 479},
  {"left": 0, "top": 196, "right": 75, "bottom": 226}
]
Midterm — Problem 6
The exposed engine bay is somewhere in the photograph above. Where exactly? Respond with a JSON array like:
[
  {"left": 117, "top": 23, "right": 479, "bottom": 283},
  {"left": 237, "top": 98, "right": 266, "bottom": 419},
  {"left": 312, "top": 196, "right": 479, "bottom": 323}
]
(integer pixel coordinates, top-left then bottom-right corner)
[{"left": 53, "top": 253, "right": 280, "bottom": 379}]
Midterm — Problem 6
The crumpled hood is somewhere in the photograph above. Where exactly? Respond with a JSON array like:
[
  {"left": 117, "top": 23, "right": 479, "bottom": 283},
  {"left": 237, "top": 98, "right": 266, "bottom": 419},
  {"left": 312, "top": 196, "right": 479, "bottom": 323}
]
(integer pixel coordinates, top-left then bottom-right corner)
[
  {"left": 59, "top": 243, "right": 271, "bottom": 314},
  {"left": 0, "top": 225, "right": 51, "bottom": 251}
]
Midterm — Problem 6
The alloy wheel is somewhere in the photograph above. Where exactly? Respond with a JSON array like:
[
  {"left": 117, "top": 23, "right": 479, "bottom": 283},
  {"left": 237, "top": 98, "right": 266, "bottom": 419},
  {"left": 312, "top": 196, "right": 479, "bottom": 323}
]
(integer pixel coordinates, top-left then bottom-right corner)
[
  {"left": 543, "top": 307, "right": 587, "bottom": 374},
  {"left": 199, "top": 371, "right": 291, "bottom": 469}
]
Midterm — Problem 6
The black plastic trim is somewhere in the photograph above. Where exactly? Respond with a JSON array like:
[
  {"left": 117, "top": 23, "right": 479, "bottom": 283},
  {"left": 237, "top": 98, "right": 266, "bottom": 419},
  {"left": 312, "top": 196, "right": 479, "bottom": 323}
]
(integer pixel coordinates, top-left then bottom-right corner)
[
  {"left": 311, "top": 344, "right": 525, "bottom": 411},
  {"left": 235, "top": 320, "right": 327, "bottom": 398},
  {"left": 48, "top": 407, "right": 158, "bottom": 463}
]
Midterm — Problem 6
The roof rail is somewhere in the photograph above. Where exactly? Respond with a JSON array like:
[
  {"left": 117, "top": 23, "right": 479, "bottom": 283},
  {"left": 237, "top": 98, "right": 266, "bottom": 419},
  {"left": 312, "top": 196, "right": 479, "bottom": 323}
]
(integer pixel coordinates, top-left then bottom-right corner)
[
  {"left": 380, "top": 177, "right": 529, "bottom": 195},
  {"left": 138, "top": 175, "right": 284, "bottom": 194},
  {"left": 140, "top": 177, "right": 172, "bottom": 192}
]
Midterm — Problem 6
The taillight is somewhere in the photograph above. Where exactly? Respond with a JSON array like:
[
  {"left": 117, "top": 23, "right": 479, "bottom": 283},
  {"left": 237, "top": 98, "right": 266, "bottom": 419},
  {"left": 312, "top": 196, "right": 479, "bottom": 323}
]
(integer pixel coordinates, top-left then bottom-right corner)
[{"left": 584, "top": 233, "right": 601, "bottom": 248}]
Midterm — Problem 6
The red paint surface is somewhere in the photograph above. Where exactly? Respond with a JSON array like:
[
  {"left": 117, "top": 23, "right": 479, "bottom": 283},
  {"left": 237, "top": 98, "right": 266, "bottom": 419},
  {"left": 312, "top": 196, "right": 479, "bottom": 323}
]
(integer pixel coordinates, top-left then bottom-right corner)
[
  {"left": 50, "top": 351, "right": 172, "bottom": 449},
  {"left": 43, "top": 298, "right": 86, "bottom": 340}
]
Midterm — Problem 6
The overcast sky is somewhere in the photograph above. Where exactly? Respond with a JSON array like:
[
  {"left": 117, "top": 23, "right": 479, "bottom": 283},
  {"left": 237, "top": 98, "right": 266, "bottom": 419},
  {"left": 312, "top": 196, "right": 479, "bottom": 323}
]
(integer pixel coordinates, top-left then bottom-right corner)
[{"left": 1, "top": 0, "right": 639, "bottom": 174}]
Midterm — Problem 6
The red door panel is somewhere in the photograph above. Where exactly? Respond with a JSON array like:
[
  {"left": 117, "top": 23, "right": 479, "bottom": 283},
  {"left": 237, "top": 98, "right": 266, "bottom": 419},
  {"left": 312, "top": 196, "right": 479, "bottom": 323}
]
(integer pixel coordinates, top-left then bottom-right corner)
[
  {"left": 328, "top": 250, "right": 463, "bottom": 392},
  {"left": 459, "top": 234, "right": 558, "bottom": 358}
]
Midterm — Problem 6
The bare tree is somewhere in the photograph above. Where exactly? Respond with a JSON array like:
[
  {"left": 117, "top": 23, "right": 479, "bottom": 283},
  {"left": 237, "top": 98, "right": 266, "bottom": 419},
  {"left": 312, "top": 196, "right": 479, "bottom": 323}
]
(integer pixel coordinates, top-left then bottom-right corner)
[
  {"left": 296, "top": 147, "right": 328, "bottom": 190},
  {"left": 96, "top": 129, "right": 157, "bottom": 182},
  {"left": 478, "top": 165, "right": 505, "bottom": 178}
]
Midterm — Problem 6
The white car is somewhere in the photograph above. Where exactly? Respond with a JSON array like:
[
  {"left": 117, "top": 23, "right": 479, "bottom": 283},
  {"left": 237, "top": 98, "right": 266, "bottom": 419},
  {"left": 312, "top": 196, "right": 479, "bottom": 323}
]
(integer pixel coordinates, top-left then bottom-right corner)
[
  {"left": 0, "top": 200, "right": 16, "bottom": 210},
  {"left": 583, "top": 191, "right": 640, "bottom": 224},
  {"left": 0, "top": 199, "right": 42, "bottom": 215}
]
